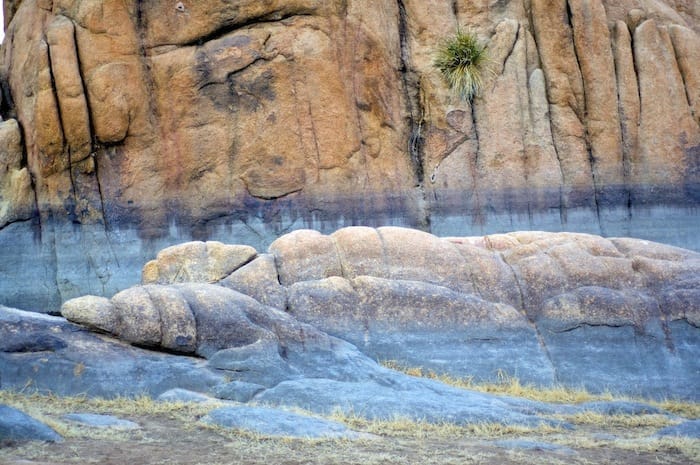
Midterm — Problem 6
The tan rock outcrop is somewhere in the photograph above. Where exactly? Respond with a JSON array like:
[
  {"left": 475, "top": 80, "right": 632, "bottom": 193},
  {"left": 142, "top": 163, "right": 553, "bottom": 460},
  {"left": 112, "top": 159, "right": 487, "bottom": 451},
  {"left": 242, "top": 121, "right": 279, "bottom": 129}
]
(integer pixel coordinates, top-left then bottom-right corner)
[
  {"left": 1, "top": 1, "right": 699, "bottom": 310},
  {"left": 123, "top": 226, "right": 700, "bottom": 333},
  {"left": 142, "top": 241, "right": 257, "bottom": 285},
  {"left": 0, "top": 0, "right": 697, "bottom": 228},
  {"left": 633, "top": 19, "right": 699, "bottom": 195},
  {"left": 60, "top": 226, "right": 700, "bottom": 395},
  {"left": 0, "top": 119, "right": 35, "bottom": 228}
]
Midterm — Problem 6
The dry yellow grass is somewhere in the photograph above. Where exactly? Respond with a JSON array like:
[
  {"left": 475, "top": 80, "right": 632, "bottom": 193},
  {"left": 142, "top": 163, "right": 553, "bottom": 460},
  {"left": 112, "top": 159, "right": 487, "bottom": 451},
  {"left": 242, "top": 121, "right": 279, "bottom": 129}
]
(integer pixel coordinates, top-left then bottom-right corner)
[
  {"left": 0, "top": 390, "right": 220, "bottom": 441},
  {"left": 562, "top": 411, "right": 679, "bottom": 429},
  {"left": 379, "top": 360, "right": 700, "bottom": 416},
  {"left": 2, "top": 389, "right": 698, "bottom": 465},
  {"left": 330, "top": 411, "right": 562, "bottom": 439}
]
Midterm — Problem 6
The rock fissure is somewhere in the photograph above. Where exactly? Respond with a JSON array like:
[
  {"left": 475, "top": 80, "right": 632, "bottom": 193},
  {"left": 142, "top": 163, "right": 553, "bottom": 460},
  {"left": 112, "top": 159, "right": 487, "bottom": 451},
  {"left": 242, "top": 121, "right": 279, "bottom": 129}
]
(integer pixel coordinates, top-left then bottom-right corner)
[
  {"left": 548, "top": 321, "right": 634, "bottom": 334},
  {"left": 197, "top": 56, "right": 272, "bottom": 92},
  {"left": 469, "top": 101, "right": 483, "bottom": 225},
  {"left": 566, "top": 1, "right": 602, "bottom": 229},
  {"left": 396, "top": 0, "right": 425, "bottom": 187},
  {"left": 0, "top": 215, "right": 34, "bottom": 233},
  {"left": 498, "top": 251, "right": 559, "bottom": 382},
  {"left": 166, "top": 13, "right": 315, "bottom": 50},
  {"left": 444, "top": 240, "right": 483, "bottom": 299},
  {"left": 668, "top": 32, "right": 695, "bottom": 118}
]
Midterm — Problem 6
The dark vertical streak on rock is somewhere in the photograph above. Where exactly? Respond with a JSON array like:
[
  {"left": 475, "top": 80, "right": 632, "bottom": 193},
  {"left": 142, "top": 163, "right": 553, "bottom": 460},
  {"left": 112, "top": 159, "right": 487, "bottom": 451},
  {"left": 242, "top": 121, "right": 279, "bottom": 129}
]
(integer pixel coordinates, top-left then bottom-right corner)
[
  {"left": 397, "top": 0, "right": 424, "bottom": 185},
  {"left": 613, "top": 23, "right": 634, "bottom": 222},
  {"left": 396, "top": 0, "right": 430, "bottom": 229},
  {"left": 566, "top": 0, "right": 601, "bottom": 229},
  {"left": 134, "top": 1, "right": 160, "bottom": 136},
  {"left": 469, "top": 101, "right": 484, "bottom": 227}
]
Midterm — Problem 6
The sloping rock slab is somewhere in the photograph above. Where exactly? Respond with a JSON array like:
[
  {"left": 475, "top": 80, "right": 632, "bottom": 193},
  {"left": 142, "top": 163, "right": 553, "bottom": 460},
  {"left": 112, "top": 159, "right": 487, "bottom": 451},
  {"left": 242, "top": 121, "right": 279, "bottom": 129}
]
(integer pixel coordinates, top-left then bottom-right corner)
[
  {"left": 254, "top": 377, "right": 567, "bottom": 428},
  {"left": 0, "top": 405, "right": 62, "bottom": 443},
  {"left": 63, "top": 413, "right": 140, "bottom": 430},
  {"left": 0, "top": 306, "right": 224, "bottom": 398},
  {"left": 201, "top": 406, "right": 370, "bottom": 439},
  {"left": 3, "top": 304, "right": 566, "bottom": 429},
  {"left": 655, "top": 420, "right": 700, "bottom": 438},
  {"left": 157, "top": 389, "right": 217, "bottom": 403}
]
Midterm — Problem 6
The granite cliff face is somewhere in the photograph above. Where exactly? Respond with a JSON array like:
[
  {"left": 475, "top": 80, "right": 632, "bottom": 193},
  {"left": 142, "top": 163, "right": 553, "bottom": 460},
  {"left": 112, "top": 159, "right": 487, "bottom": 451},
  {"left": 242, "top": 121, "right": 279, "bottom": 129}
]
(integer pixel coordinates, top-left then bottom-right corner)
[{"left": 0, "top": 0, "right": 698, "bottom": 309}]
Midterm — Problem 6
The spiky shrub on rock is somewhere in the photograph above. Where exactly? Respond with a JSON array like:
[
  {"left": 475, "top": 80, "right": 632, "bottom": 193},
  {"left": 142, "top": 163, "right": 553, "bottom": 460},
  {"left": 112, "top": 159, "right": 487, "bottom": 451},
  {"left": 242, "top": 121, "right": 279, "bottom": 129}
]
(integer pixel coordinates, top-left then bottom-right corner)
[{"left": 434, "top": 28, "right": 489, "bottom": 101}]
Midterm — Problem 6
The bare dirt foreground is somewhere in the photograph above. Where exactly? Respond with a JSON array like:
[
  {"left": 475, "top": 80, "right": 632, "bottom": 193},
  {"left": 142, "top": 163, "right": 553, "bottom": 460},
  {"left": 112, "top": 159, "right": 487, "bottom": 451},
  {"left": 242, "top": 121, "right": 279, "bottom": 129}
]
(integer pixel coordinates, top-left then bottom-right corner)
[{"left": 0, "top": 391, "right": 698, "bottom": 465}]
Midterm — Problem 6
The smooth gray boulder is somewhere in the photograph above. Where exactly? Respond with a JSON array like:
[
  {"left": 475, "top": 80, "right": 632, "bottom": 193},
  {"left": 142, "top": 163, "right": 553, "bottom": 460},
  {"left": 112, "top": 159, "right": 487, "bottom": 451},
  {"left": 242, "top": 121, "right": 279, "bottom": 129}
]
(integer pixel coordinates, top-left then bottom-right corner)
[
  {"left": 201, "top": 406, "right": 370, "bottom": 439},
  {"left": 157, "top": 389, "right": 216, "bottom": 403},
  {"left": 0, "top": 405, "right": 62, "bottom": 443},
  {"left": 63, "top": 413, "right": 140, "bottom": 430},
  {"left": 0, "top": 306, "right": 225, "bottom": 398},
  {"left": 655, "top": 420, "right": 700, "bottom": 438},
  {"left": 254, "top": 377, "right": 567, "bottom": 428},
  {"left": 211, "top": 381, "right": 266, "bottom": 402}
]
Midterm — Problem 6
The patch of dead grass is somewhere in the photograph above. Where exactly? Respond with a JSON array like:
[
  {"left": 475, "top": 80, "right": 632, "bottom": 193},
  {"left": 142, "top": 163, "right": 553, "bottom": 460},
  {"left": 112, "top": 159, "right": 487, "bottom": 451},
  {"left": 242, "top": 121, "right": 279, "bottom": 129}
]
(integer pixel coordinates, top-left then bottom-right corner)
[{"left": 379, "top": 360, "right": 700, "bottom": 415}]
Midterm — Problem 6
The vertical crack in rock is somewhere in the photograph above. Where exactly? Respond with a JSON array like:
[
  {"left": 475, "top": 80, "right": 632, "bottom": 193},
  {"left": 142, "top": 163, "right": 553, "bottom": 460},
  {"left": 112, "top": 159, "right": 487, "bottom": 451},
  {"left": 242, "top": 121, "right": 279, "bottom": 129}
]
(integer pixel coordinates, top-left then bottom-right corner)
[
  {"left": 445, "top": 241, "right": 483, "bottom": 299},
  {"left": 668, "top": 27, "right": 698, "bottom": 125},
  {"left": 134, "top": 1, "right": 160, "bottom": 137},
  {"left": 45, "top": 215, "right": 61, "bottom": 304},
  {"left": 527, "top": 5, "right": 568, "bottom": 225},
  {"left": 498, "top": 251, "right": 559, "bottom": 382},
  {"left": 396, "top": 0, "right": 423, "bottom": 184},
  {"left": 92, "top": 150, "right": 119, "bottom": 269},
  {"left": 566, "top": 0, "right": 601, "bottom": 229},
  {"left": 396, "top": 0, "right": 430, "bottom": 229},
  {"left": 612, "top": 22, "right": 636, "bottom": 222},
  {"left": 330, "top": 235, "right": 349, "bottom": 279},
  {"left": 470, "top": 101, "right": 484, "bottom": 226},
  {"left": 93, "top": 152, "right": 110, "bottom": 231},
  {"left": 43, "top": 36, "right": 79, "bottom": 214},
  {"left": 306, "top": 99, "right": 323, "bottom": 177}
]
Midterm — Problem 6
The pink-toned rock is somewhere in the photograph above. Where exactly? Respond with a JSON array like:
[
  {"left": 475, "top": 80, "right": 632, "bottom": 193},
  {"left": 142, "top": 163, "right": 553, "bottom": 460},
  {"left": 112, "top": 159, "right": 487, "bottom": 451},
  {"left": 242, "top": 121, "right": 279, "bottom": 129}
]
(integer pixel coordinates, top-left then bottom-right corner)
[
  {"left": 0, "top": 119, "right": 34, "bottom": 228},
  {"left": 269, "top": 230, "right": 342, "bottom": 285},
  {"left": 142, "top": 241, "right": 257, "bottom": 285}
]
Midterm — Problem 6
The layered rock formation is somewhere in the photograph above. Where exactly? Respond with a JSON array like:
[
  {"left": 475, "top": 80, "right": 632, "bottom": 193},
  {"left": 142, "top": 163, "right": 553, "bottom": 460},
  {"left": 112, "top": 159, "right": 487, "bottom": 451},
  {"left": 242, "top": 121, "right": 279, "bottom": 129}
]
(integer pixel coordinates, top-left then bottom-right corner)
[
  {"left": 0, "top": 1, "right": 698, "bottom": 309},
  {"left": 50, "top": 227, "right": 700, "bottom": 399},
  {"left": 2, "top": 228, "right": 698, "bottom": 431}
]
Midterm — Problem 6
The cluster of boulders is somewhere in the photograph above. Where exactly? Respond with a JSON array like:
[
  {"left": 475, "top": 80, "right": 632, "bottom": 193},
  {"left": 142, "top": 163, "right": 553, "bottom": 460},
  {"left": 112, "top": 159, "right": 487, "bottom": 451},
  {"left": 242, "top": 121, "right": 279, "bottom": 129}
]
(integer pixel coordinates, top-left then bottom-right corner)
[
  {"left": 56, "top": 227, "right": 700, "bottom": 399},
  {"left": 1, "top": 226, "right": 699, "bottom": 442}
]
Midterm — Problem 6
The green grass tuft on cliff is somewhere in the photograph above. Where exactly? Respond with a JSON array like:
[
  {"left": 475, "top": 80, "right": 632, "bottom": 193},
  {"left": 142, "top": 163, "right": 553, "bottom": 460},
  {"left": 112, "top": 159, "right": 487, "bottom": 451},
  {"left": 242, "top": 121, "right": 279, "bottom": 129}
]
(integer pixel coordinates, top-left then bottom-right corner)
[{"left": 434, "top": 28, "right": 490, "bottom": 101}]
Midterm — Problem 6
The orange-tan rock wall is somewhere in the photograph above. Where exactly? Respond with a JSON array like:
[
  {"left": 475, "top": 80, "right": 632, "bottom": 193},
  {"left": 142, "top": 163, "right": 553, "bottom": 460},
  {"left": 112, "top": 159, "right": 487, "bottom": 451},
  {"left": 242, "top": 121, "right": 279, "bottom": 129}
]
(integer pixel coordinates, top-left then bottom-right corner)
[{"left": 0, "top": 0, "right": 698, "bottom": 309}]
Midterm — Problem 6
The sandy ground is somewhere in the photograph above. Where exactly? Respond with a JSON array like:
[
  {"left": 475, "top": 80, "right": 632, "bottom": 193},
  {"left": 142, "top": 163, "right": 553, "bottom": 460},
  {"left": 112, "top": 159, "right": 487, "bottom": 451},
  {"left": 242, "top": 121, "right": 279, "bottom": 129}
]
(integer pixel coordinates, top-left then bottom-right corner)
[{"left": 1, "top": 401, "right": 698, "bottom": 465}]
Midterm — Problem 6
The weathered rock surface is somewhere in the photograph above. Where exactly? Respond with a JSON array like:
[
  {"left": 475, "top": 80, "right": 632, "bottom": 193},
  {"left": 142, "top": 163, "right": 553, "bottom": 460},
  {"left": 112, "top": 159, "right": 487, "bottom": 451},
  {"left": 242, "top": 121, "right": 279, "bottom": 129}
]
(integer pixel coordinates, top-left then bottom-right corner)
[
  {"left": 2, "top": 227, "right": 698, "bottom": 428},
  {"left": 0, "top": 305, "right": 225, "bottom": 397},
  {"left": 201, "top": 406, "right": 370, "bottom": 439},
  {"left": 45, "top": 227, "right": 700, "bottom": 400},
  {"left": 2, "top": 294, "right": 567, "bottom": 429},
  {"left": 63, "top": 413, "right": 140, "bottom": 430},
  {"left": 0, "top": 405, "right": 62, "bottom": 443},
  {"left": 655, "top": 419, "right": 700, "bottom": 438},
  {"left": 0, "top": 1, "right": 698, "bottom": 310}
]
